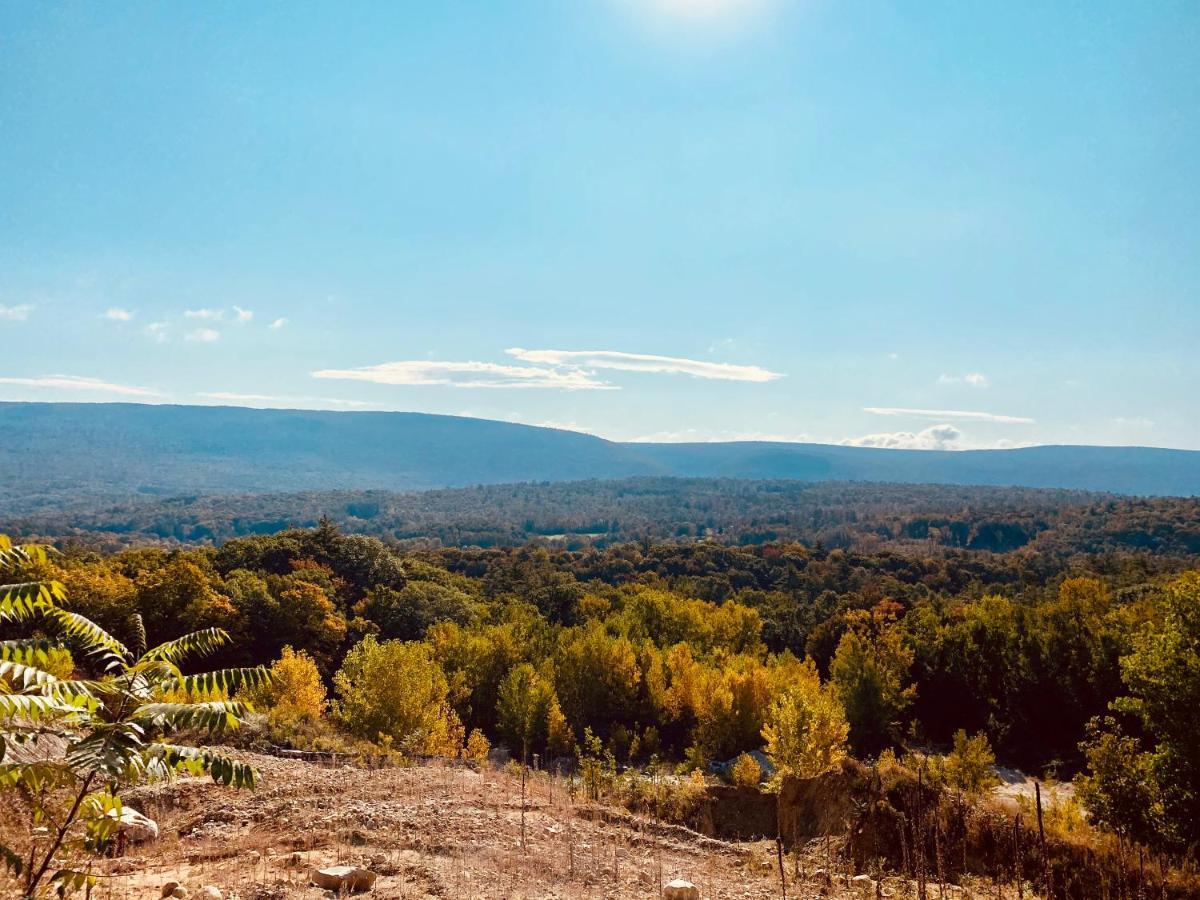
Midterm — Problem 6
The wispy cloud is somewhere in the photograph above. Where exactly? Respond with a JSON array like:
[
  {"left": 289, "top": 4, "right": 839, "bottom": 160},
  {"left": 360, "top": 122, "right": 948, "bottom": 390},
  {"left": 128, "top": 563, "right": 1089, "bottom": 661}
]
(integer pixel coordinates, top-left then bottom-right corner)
[
  {"left": 506, "top": 348, "right": 782, "bottom": 382},
  {"left": 627, "top": 428, "right": 811, "bottom": 443},
  {"left": 937, "top": 372, "right": 989, "bottom": 388},
  {"left": 864, "top": 406, "right": 1034, "bottom": 424},
  {"left": 0, "top": 304, "right": 34, "bottom": 322},
  {"left": 843, "top": 424, "right": 963, "bottom": 451},
  {"left": 269, "top": 317, "right": 288, "bottom": 330},
  {"left": 233, "top": 306, "right": 253, "bottom": 323},
  {"left": 313, "top": 360, "right": 614, "bottom": 390},
  {"left": 185, "top": 328, "right": 220, "bottom": 343},
  {"left": 144, "top": 322, "right": 169, "bottom": 343},
  {"left": 103, "top": 307, "right": 133, "bottom": 322},
  {"left": 197, "top": 391, "right": 374, "bottom": 409},
  {"left": 0, "top": 375, "right": 161, "bottom": 397},
  {"left": 184, "top": 308, "right": 224, "bottom": 321}
]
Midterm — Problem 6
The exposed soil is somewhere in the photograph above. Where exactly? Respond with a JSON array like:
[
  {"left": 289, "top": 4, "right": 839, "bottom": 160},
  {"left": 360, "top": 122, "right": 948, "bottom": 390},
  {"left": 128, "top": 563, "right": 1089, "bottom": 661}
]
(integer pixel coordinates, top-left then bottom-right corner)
[{"left": 9, "top": 752, "right": 1012, "bottom": 899}]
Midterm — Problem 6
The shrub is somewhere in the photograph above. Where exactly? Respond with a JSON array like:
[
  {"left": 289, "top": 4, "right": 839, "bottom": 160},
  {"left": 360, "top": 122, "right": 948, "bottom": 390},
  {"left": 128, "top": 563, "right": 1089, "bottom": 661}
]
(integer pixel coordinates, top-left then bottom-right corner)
[
  {"left": 941, "top": 729, "right": 999, "bottom": 795},
  {"left": 464, "top": 728, "right": 490, "bottom": 767},
  {"left": 730, "top": 752, "right": 763, "bottom": 788},
  {"left": 0, "top": 537, "right": 265, "bottom": 897}
]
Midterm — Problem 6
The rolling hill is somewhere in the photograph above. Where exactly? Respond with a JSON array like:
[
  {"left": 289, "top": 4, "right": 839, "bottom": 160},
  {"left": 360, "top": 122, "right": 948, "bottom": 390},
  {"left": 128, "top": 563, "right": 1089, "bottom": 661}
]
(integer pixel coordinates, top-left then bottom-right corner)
[{"left": 0, "top": 401, "right": 1197, "bottom": 511}]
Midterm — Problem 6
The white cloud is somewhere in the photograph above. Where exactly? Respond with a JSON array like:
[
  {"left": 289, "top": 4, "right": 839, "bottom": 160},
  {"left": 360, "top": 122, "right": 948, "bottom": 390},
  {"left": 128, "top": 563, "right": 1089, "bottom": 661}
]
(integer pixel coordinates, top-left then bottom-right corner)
[
  {"left": 313, "top": 360, "right": 614, "bottom": 390},
  {"left": 938, "top": 372, "right": 989, "bottom": 388},
  {"left": 233, "top": 306, "right": 253, "bottom": 323},
  {"left": 197, "top": 392, "right": 375, "bottom": 409},
  {"left": 505, "top": 348, "right": 782, "bottom": 382},
  {"left": 0, "top": 375, "right": 161, "bottom": 398},
  {"left": 143, "top": 322, "right": 169, "bottom": 343},
  {"left": 627, "top": 428, "right": 811, "bottom": 443},
  {"left": 621, "top": 0, "right": 772, "bottom": 25},
  {"left": 1112, "top": 416, "right": 1155, "bottom": 429},
  {"left": 185, "top": 328, "right": 220, "bottom": 343},
  {"left": 843, "top": 424, "right": 963, "bottom": 451},
  {"left": 103, "top": 307, "right": 133, "bottom": 322},
  {"left": 0, "top": 304, "right": 33, "bottom": 322},
  {"left": 864, "top": 406, "right": 1034, "bottom": 424},
  {"left": 184, "top": 308, "right": 224, "bottom": 320},
  {"left": 269, "top": 317, "right": 288, "bottom": 330}
]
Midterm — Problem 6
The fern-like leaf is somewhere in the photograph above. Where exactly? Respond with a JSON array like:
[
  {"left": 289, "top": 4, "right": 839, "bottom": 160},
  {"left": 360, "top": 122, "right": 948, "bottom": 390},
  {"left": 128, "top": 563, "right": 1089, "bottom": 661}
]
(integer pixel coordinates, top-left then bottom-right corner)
[{"left": 140, "top": 627, "right": 230, "bottom": 665}]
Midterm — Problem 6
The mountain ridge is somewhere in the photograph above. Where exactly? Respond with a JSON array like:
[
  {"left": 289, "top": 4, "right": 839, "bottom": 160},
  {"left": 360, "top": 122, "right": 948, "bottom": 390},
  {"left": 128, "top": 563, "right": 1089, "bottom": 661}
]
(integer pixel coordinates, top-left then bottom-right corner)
[{"left": 0, "top": 401, "right": 1196, "bottom": 505}]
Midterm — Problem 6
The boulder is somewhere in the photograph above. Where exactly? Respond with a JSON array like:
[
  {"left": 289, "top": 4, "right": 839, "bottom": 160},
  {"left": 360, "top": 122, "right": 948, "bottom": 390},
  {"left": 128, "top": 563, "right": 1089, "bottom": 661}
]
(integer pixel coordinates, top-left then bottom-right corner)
[
  {"left": 664, "top": 879, "right": 699, "bottom": 900},
  {"left": 170, "top": 888, "right": 188, "bottom": 899},
  {"left": 309, "top": 865, "right": 378, "bottom": 893},
  {"left": 159, "top": 883, "right": 179, "bottom": 899},
  {"left": 107, "top": 805, "right": 158, "bottom": 843}
]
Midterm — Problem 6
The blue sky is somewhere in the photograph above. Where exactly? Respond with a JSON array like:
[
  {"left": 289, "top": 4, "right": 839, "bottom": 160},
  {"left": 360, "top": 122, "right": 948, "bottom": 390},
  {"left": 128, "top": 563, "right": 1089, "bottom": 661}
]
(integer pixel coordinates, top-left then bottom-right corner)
[{"left": 0, "top": 0, "right": 1196, "bottom": 450}]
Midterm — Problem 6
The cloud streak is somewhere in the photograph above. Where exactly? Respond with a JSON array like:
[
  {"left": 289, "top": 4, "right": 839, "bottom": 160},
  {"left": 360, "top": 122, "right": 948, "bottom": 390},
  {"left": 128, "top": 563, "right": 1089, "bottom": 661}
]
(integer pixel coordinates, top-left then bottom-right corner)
[
  {"left": 313, "top": 360, "right": 615, "bottom": 390},
  {"left": 0, "top": 304, "right": 33, "bottom": 322},
  {"left": 864, "top": 406, "right": 1034, "bottom": 424},
  {"left": 197, "top": 391, "right": 375, "bottom": 409},
  {"left": 0, "top": 375, "right": 161, "bottom": 397},
  {"left": 506, "top": 348, "right": 782, "bottom": 382},
  {"left": 103, "top": 308, "right": 133, "bottom": 321}
]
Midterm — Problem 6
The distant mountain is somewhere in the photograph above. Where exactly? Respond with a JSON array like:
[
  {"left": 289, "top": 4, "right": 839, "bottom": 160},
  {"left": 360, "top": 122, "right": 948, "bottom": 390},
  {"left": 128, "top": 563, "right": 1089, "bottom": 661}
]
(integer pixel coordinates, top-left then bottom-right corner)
[{"left": 0, "top": 402, "right": 1196, "bottom": 511}]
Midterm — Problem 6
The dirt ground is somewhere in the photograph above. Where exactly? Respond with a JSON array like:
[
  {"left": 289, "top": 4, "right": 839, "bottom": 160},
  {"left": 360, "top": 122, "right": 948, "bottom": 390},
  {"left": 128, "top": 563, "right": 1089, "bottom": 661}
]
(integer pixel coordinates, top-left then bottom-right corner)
[{"left": 14, "top": 752, "right": 1005, "bottom": 899}]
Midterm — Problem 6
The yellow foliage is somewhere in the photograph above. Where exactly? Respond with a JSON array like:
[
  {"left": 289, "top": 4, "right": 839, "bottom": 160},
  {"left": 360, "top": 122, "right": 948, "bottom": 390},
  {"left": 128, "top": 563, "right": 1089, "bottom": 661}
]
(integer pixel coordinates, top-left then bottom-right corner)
[
  {"left": 762, "top": 659, "right": 848, "bottom": 781},
  {"left": 464, "top": 728, "right": 490, "bottom": 766},
  {"left": 730, "top": 752, "right": 763, "bottom": 788},
  {"left": 246, "top": 646, "right": 327, "bottom": 725}
]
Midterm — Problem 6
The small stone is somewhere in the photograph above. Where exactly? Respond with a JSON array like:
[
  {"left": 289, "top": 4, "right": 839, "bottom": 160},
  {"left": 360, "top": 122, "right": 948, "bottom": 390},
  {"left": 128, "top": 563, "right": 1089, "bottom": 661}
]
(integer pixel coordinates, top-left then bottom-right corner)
[
  {"left": 160, "top": 882, "right": 179, "bottom": 899},
  {"left": 198, "top": 888, "right": 222, "bottom": 900},
  {"left": 664, "top": 879, "right": 700, "bottom": 900},
  {"left": 247, "top": 850, "right": 261, "bottom": 863},
  {"left": 170, "top": 888, "right": 188, "bottom": 900}
]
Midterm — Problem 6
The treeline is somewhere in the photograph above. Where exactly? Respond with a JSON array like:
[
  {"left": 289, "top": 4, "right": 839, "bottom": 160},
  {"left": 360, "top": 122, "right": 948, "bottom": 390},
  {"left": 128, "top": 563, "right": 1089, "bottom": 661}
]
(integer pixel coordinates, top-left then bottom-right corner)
[
  {"left": 26, "top": 521, "right": 1199, "bottom": 860},
  {"left": 9, "top": 477, "right": 1200, "bottom": 557}
]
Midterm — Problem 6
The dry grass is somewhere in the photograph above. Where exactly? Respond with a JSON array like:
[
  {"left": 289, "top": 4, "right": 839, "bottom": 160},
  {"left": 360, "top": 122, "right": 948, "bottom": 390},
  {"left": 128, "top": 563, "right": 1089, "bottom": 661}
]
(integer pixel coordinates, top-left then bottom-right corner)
[{"left": 1, "top": 751, "right": 1043, "bottom": 899}]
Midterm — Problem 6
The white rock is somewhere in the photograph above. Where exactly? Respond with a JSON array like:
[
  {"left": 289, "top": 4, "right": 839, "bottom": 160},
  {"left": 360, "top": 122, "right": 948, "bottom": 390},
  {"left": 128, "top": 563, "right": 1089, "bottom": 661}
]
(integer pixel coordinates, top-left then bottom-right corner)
[
  {"left": 198, "top": 888, "right": 222, "bottom": 900},
  {"left": 107, "top": 805, "right": 159, "bottom": 843},
  {"left": 310, "top": 865, "right": 378, "bottom": 893},
  {"left": 664, "top": 878, "right": 700, "bottom": 900}
]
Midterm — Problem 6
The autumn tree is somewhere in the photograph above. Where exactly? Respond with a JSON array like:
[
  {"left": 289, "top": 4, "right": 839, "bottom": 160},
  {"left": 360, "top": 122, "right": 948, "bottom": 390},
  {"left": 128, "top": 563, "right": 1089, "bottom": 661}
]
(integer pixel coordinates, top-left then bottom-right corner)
[{"left": 762, "top": 659, "right": 848, "bottom": 780}]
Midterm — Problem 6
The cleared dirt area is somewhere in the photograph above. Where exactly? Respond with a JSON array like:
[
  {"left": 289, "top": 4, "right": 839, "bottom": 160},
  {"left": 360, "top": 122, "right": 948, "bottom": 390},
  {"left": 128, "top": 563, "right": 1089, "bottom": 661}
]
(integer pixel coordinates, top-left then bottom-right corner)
[{"left": 9, "top": 751, "right": 1011, "bottom": 899}]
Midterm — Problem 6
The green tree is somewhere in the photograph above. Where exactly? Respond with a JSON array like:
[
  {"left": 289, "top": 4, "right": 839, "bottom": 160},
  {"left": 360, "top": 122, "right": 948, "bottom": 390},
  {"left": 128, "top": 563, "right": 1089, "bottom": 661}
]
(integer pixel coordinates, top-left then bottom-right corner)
[
  {"left": 496, "top": 663, "right": 554, "bottom": 760},
  {"left": 333, "top": 635, "right": 455, "bottom": 753},
  {"left": 0, "top": 537, "right": 264, "bottom": 898},
  {"left": 830, "top": 601, "right": 914, "bottom": 756},
  {"left": 1080, "top": 573, "right": 1200, "bottom": 852}
]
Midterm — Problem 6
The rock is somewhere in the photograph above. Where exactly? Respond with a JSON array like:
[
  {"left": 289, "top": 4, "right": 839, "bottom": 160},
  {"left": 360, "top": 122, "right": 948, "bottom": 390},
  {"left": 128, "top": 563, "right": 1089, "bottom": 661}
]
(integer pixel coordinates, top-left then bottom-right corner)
[
  {"left": 664, "top": 879, "right": 700, "bottom": 900},
  {"left": 247, "top": 850, "right": 261, "bottom": 863},
  {"left": 160, "top": 883, "right": 179, "bottom": 899},
  {"left": 107, "top": 805, "right": 159, "bottom": 843},
  {"left": 852, "top": 874, "right": 877, "bottom": 894},
  {"left": 287, "top": 851, "right": 304, "bottom": 867},
  {"left": 309, "top": 865, "right": 378, "bottom": 893},
  {"left": 170, "top": 888, "right": 188, "bottom": 899},
  {"left": 198, "top": 888, "right": 222, "bottom": 900}
]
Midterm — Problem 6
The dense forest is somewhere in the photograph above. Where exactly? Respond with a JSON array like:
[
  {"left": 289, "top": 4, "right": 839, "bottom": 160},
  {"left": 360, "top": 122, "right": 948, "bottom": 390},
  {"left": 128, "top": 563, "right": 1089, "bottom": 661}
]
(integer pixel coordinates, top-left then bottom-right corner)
[
  {"left": 9, "top": 477, "right": 1200, "bottom": 556},
  {"left": 14, "top": 508, "right": 1199, "bottom": 864}
]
